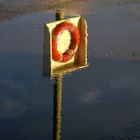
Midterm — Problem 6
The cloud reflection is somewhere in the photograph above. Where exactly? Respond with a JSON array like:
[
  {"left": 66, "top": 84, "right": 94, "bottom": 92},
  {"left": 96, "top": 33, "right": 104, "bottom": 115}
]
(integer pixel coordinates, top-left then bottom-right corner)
[
  {"left": 80, "top": 89, "right": 100, "bottom": 104},
  {"left": 0, "top": 79, "right": 31, "bottom": 118},
  {"left": 110, "top": 76, "right": 133, "bottom": 90}
]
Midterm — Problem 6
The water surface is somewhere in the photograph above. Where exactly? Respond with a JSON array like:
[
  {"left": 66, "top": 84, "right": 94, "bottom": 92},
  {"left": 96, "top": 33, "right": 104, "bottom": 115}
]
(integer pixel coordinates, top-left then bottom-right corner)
[{"left": 0, "top": 0, "right": 140, "bottom": 140}]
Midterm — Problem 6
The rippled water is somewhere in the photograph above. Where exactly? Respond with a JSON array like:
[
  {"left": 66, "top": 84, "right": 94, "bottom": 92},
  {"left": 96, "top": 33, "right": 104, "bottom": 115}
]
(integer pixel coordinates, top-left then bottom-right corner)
[
  {"left": 0, "top": 0, "right": 94, "bottom": 20},
  {"left": 0, "top": 0, "right": 140, "bottom": 21},
  {"left": 0, "top": 0, "right": 140, "bottom": 140}
]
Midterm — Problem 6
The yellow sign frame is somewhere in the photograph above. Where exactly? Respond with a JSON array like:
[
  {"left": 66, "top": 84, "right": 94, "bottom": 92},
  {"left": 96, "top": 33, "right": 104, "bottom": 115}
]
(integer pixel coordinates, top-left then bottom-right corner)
[{"left": 43, "top": 16, "right": 88, "bottom": 77}]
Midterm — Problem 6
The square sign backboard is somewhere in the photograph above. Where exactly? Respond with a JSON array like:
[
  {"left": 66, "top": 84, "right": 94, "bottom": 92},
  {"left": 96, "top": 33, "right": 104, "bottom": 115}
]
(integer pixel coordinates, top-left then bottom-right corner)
[{"left": 43, "top": 16, "right": 88, "bottom": 78}]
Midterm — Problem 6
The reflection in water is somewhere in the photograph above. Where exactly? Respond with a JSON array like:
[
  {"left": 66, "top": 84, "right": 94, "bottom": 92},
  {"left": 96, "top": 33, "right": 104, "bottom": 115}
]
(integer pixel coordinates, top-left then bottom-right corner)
[{"left": 0, "top": 0, "right": 140, "bottom": 139}]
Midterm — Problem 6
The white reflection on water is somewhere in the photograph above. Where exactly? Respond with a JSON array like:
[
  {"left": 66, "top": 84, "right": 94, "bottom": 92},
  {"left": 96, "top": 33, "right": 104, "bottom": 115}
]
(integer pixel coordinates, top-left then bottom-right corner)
[{"left": 80, "top": 89, "right": 101, "bottom": 104}]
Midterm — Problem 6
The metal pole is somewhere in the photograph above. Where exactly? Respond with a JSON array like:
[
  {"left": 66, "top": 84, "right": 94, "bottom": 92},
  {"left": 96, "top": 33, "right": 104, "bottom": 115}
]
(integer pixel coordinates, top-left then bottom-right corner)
[
  {"left": 53, "top": 74, "right": 63, "bottom": 140},
  {"left": 56, "top": 9, "right": 64, "bottom": 21},
  {"left": 53, "top": 10, "right": 64, "bottom": 140}
]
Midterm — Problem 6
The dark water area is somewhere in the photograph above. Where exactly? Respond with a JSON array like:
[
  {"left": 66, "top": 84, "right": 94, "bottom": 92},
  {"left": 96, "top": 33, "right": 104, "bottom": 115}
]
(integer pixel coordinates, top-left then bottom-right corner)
[{"left": 0, "top": 1, "right": 140, "bottom": 140}]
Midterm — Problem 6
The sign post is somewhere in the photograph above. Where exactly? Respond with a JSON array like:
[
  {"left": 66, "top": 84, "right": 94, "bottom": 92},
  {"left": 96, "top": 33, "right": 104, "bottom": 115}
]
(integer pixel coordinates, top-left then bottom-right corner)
[
  {"left": 53, "top": 10, "right": 64, "bottom": 140},
  {"left": 56, "top": 10, "right": 64, "bottom": 21},
  {"left": 53, "top": 74, "right": 62, "bottom": 140},
  {"left": 43, "top": 9, "right": 88, "bottom": 140}
]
